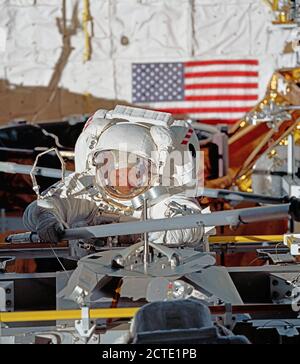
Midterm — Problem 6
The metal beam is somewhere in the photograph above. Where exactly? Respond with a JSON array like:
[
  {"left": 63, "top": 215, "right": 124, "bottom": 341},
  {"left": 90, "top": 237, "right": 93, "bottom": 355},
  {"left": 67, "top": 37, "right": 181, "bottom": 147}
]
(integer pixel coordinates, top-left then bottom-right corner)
[
  {"left": 201, "top": 187, "right": 288, "bottom": 204},
  {"left": 6, "top": 204, "right": 291, "bottom": 243},
  {"left": 0, "top": 162, "right": 72, "bottom": 178}
]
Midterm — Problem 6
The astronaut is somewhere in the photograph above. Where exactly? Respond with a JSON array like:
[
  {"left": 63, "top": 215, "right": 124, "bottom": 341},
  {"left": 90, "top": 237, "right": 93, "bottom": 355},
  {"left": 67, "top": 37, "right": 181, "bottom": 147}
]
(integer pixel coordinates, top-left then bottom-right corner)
[{"left": 23, "top": 105, "right": 207, "bottom": 247}]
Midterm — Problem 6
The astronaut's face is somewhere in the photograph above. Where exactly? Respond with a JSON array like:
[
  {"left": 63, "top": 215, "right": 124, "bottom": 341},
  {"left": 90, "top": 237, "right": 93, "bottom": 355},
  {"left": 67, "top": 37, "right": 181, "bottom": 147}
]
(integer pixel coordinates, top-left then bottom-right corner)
[
  {"left": 113, "top": 167, "right": 144, "bottom": 196},
  {"left": 94, "top": 150, "right": 156, "bottom": 200}
]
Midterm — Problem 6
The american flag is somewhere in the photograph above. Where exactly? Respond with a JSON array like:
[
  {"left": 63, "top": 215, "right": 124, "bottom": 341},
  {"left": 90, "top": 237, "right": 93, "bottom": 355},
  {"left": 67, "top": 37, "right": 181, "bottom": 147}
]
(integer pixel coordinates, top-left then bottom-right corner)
[{"left": 132, "top": 60, "right": 259, "bottom": 124}]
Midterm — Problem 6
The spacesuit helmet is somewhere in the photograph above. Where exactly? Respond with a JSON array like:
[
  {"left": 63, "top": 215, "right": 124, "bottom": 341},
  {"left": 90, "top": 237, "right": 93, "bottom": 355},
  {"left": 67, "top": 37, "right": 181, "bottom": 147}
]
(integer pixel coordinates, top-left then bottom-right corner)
[
  {"left": 81, "top": 106, "right": 201, "bottom": 201},
  {"left": 93, "top": 122, "right": 160, "bottom": 200}
]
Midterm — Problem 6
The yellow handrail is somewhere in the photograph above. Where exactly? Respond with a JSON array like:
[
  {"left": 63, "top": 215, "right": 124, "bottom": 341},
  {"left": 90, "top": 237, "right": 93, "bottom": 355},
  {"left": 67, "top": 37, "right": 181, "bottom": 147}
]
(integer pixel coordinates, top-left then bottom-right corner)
[
  {"left": 208, "top": 235, "right": 283, "bottom": 244},
  {"left": 0, "top": 307, "right": 139, "bottom": 323}
]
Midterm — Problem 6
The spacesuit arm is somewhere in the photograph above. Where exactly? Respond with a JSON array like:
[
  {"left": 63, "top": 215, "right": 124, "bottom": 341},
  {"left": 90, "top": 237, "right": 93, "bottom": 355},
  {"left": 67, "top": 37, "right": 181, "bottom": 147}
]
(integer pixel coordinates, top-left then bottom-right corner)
[
  {"left": 23, "top": 171, "right": 99, "bottom": 231},
  {"left": 148, "top": 194, "right": 204, "bottom": 246}
]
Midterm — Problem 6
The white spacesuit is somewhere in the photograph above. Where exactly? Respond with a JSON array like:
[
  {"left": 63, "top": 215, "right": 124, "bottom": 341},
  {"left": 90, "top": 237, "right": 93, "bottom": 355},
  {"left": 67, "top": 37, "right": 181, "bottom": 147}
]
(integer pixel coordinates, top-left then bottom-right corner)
[{"left": 23, "top": 105, "right": 207, "bottom": 246}]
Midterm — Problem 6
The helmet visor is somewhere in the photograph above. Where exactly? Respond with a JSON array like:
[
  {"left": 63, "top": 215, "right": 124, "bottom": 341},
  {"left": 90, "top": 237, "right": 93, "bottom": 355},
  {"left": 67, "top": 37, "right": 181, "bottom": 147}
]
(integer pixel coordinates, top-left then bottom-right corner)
[{"left": 94, "top": 150, "right": 156, "bottom": 200}]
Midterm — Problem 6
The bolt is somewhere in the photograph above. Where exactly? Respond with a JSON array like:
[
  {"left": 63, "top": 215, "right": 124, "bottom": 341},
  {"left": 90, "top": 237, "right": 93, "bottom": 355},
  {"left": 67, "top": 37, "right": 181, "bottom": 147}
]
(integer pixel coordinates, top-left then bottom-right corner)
[
  {"left": 6, "top": 300, "right": 11, "bottom": 307},
  {"left": 5, "top": 288, "right": 11, "bottom": 294},
  {"left": 59, "top": 324, "right": 68, "bottom": 329},
  {"left": 121, "top": 35, "right": 129, "bottom": 46},
  {"left": 272, "top": 279, "right": 279, "bottom": 286}
]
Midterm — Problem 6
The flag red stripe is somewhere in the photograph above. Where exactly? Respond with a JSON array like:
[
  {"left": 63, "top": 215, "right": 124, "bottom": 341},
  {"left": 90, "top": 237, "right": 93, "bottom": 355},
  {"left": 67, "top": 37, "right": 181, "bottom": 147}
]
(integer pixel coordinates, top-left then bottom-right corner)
[
  {"left": 185, "top": 83, "right": 258, "bottom": 89},
  {"left": 156, "top": 107, "right": 252, "bottom": 113},
  {"left": 185, "top": 71, "right": 258, "bottom": 78},
  {"left": 185, "top": 95, "right": 258, "bottom": 101},
  {"left": 198, "top": 119, "right": 239, "bottom": 125},
  {"left": 185, "top": 60, "right": 259, "bottom": 67}
]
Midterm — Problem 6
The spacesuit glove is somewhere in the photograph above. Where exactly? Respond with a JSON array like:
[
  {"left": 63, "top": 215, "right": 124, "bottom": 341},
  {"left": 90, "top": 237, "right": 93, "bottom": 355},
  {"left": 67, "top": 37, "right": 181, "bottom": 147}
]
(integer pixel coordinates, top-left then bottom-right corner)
[{"left": 36, "top": 208, "right": 65, "bottom": 243}]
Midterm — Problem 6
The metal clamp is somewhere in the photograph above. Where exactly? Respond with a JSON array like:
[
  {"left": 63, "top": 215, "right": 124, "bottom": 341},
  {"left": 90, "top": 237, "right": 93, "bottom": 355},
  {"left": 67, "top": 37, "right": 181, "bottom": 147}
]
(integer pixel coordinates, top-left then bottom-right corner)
[
  {"left": 284, "top": 234, "right": 300, "bottom": 256},
  {"left": 74, "top": 306, "right": 96, "bottom": 339},
  {"left": 111, "top": 241, "right": 181, "bottom": 270}
]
